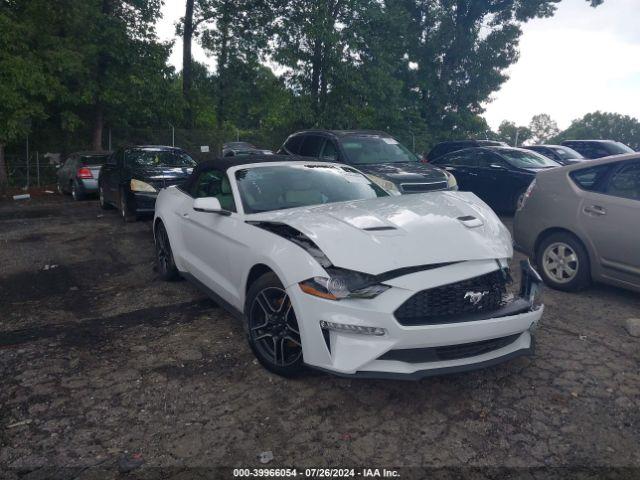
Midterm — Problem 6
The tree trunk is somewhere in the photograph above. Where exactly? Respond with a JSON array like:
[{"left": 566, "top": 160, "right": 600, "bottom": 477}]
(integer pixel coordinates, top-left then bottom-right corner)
[
  {"left": 183, "top": 0, "right": 195, "bottom": 128},
  {"left": 0, "top": 143, "right": 8, "bottom": 195},
  {"left": 92, "top": 106, "right": 104, "bottom": 151},
  {"left": 216, "top": 8, "right": 230, "bottom": 127}
]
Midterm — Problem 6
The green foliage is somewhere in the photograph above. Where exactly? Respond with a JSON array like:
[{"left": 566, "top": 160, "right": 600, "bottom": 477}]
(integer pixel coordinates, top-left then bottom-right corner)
[
  {"left": 552, "top": 112, "right": 640, "bottom": 150},
  {"left": 529, "top": 113, "right": 560, "bottom": 144},
  {"left": 496, "top": 121, "right": 532, "bottom": 146}
]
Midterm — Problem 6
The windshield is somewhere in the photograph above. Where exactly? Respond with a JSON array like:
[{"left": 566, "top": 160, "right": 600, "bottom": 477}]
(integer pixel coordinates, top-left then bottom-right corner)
[
  {"left": 342, "top": 136, "right": 418, "bottom": 165},
  {"left": 498, "top": 149, "right": 560, "bottom": 168},
  {"left": 550, "top": 147, "right": 584, "bottom": 161},
  {"left": 235, "top": 164, "right": 389, "bottom": 214},
  {"left": 127, "top": 149, "right": 196, "bottom": 168},
  {"left": 611, "top": 142, "right": 634, "bottom": 154}
]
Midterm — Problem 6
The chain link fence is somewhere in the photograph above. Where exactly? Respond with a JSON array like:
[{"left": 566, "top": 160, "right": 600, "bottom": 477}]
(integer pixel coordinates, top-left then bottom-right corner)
[{"left": 5, "top": 153, "right": 60, "bottom": 188}]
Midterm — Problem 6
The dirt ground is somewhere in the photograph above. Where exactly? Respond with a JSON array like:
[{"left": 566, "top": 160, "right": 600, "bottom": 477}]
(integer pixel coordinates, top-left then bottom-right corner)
[{"left": 1, "top": 194, "right": 639, "bottom": 478}]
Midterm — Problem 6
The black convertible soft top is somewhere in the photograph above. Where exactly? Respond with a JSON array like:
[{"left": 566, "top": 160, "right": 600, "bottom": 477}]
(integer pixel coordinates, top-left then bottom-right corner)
[{"left": 181, "top": 154, "right": 298, "bottom": 193}]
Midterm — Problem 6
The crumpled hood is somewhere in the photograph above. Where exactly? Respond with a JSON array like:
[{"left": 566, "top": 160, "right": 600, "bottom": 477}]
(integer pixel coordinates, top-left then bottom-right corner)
[{"left": 249, "top": 191, "right": 512, "bottom": 275}]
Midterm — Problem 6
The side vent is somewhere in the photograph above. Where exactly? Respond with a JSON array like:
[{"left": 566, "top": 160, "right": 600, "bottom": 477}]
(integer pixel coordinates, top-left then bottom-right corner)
[{"left": 362, "top": 226, "right": 397, "bottom": 232}]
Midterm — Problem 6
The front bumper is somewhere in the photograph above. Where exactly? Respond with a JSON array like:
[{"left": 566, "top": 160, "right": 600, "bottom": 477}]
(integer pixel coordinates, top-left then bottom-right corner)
[
  {"left": 131, "top": 191, "right": 158, "bottom": 213},
  {"left": 289, "top": 259, "right": 543, "bottom": 379}
]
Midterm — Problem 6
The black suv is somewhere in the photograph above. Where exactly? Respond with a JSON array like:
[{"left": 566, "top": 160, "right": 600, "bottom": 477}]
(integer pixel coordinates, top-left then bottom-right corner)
[
  {"left": 426, "top": 140, "right": 508, "bottom": 162},
  {"left": 561, "top": 140, "right": 634, "bottom": 159},
  {"left": 278, "top": 130, "right": 455, "bottom": 194}
]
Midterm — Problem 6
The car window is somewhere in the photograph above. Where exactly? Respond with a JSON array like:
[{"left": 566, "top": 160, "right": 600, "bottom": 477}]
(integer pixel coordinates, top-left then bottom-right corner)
[
  {"left": 320, "top": 140, "right": 339, "bottom": 161},
  {"left": 605, "top": 162, "right": 640, "bottom": 201},
  {"left": 497, "top": 149, "right": 559, "bottom": 168},
  {"left": 550, "top": 147, "right": 583, "bottom": 161},
  {"left": 125, "top": 149, "right": 196, "bottom": 168},
  {"left": 299, "top": 136, "right": 325, "bottom": 157},
  {"left": 283, "top": 135, "right": 303, "bottom": 154},
  {"left": 476, "top": 151, "right": 501, "bottom": 168},
  {"left": 235, "top": 164, "right": 388, "bottom": 214},
  {"left": 191, "top": 169, "right": 236, "bottom": 212},
  {"left": 79, "top": 155, "right": 108, "bottom": 166},
  {"left": 341, "top": 136, "right": 418, "bottom": 165},
  {"left": 570, "top": 164, "right": 613, "bottom": 191}
]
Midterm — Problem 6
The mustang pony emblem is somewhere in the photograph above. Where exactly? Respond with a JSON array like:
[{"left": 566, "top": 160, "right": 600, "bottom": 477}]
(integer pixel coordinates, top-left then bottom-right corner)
[{"left": 464, "top": 290, "right": 489, "bottom": 305}]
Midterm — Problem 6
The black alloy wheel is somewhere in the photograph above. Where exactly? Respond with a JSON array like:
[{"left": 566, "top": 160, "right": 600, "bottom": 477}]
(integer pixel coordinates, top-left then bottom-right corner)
[
  {"left": 154, "top": 222, "right": 179, "bottom": 281},
  {"left": 246, "top": 273, "right": 304, "bottom": 377}
]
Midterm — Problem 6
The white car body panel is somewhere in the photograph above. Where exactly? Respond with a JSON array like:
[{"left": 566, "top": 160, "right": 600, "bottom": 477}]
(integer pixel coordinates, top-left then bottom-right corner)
[{"left": 155, "top": 160, "right": 543, "bottom": 378}]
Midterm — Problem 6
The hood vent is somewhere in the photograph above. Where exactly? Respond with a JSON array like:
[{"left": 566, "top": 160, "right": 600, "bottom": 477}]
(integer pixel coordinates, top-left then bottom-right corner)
[
  {"left": 457, "top": 215, "right": 483, "bottom": 228},
  {"left": 362, "top": 226, "right": 397, "bottom": 232}
]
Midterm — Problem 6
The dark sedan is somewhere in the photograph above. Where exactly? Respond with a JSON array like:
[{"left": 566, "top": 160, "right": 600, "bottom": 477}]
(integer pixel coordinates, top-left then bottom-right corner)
[
  {"left": 430, "top": 147, "right": 560, "bottom": 212},
  {"left": 98, "top": 145, "right": 196, "bottom": 222},
  {"left": 278, "top": 130, "right": 457, "bottom": 194},
  {"left": 426, "top": 139, "right": 508, "bottom": 163},
  {"left": 522, "top": 145, "right": 585, "bottom": 165},
  {"left": 222, "top": 141, "right": 273, "bottom": 157}
]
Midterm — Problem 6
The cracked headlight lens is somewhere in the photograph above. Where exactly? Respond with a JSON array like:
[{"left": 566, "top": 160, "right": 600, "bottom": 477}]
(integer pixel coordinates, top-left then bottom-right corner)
[
  {"left": 130, "top": 179, "right": 157, "bottom": 193},
  {"left": 299, "top": 268, "right": 390, "bottom": 300},
  {"left": 366, "top": 175, "right": 401, "bottom": 196}
]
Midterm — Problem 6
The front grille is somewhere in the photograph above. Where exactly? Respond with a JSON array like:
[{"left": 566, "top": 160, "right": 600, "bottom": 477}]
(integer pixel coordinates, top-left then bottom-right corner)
[
  {"left": 394, "top": 269, "right": 509, "bottom": 326},
  {"left": 400, "top": 181, "right": 448, "bottom": 193},
  {"left": 378, "top": 333, "right": 521, "bottom": 363},
  {"left": 150, "top": 178, "right": 186, "bottom": 190}
]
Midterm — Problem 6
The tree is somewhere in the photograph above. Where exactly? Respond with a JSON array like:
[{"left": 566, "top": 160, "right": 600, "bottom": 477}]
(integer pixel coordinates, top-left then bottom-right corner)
[
  {"left": 497, "top": 121, "right": 532, "bottom": 146},
  {"left": 553, "top": 111, "right": 640, "bottom": 150},
  {"left": 529, "top": 113, "right": 559, "bottom": 144}
]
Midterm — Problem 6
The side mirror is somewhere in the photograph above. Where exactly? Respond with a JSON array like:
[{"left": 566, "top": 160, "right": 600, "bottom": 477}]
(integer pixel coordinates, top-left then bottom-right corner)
[{"left": 193, "top": 197, "right": 230, "bottom": 215}]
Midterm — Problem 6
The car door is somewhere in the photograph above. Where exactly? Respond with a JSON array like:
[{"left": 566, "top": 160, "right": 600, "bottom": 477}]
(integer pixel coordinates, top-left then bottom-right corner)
[
  {"left": 100, "top": 150, "right": 122, "bottom": 203},
  {"left": 472, "top": 150, "right": 508, "bottom": 206},
  {"left": 178, "top": 168, "right": 243, "bottom": 305},
  {"left": 578, "top": 161, "right": 640, "bottom": 286}
]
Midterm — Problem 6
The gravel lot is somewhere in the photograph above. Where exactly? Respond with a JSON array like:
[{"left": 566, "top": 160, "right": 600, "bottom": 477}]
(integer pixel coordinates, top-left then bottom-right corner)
[{"left": 1, "top": 195, "right": 639, "bottom": 477}]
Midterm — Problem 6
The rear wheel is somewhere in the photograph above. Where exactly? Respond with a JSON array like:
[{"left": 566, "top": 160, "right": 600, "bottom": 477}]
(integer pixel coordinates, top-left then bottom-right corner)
[
  {"left": 154, "top": 222, "right": 179, "bottom": 281},
  {"left": 71, "top": 181, "right": 85, "bottom": 201},
  {"left": 536, "top": 232, "right": 591, "bottom": 291},
  {"left": 120, "top": 189, "right": 137, "bottom": 222},
  {"left": 245, "top": 272, "right": 304, "bottom": 377},
  {"left": 99, "top": 185, "right": 112, "bottom": 210}
]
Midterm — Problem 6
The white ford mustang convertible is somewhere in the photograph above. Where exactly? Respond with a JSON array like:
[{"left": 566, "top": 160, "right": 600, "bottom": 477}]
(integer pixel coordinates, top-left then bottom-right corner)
[{"left": 154, "top": 156, "right": 544, "bottom": 379}]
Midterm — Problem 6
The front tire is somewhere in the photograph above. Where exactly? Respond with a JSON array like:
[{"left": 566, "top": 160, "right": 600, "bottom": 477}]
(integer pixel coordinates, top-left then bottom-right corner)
[
  {"left": 245, "top": 272, "right": 304, "bottom": 377},
  {"left": 120, "top": 189, "right": 137, "bottom": 223},
  {"left": 536, "top": 232, "right": 591, "bottom": 292},
  {"left": 154, "top": 222, "right": 179, "bottom": 281}
]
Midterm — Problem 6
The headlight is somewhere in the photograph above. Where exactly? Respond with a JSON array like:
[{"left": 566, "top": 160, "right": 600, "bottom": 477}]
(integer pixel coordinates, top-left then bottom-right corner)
[
  {"left": 444, "top": 170, "right": 458, "bottom": 190},
  {"left": 366, "top": 175, "right": 401, "bottom": 195},
  {"left": 130, "top": 179, "right": 157, "bottom": 193},
  {"left": 299, "top": 268, "right": 389, "bottom": 300}
]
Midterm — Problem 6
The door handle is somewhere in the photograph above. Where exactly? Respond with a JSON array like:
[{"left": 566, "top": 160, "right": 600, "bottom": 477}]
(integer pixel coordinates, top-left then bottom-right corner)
[
  {"left": 467, "top": 172, "right": 478, "bottom": 176},
  {"left": 584, "top": 205, "right": 606, "bottom": 216}
]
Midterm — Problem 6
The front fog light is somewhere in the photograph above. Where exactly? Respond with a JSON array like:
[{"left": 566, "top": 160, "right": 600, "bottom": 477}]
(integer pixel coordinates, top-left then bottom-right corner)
[{"left": 320, "top": 320, "right": 386, "bottom": 336}]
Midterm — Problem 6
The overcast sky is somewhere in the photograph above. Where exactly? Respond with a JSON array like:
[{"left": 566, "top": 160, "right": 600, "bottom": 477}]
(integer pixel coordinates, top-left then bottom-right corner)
[{"left": 157, "top": 0, "right": 640, "bottom": 131}]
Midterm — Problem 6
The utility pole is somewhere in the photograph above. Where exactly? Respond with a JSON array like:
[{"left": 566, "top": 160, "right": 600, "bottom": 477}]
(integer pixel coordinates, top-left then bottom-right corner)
[
  {"left": 514, "top": 128, "right": 519, "bottom": 147},
  {"left": 168, "top": 123, "right": 175, "bottom": 147}
]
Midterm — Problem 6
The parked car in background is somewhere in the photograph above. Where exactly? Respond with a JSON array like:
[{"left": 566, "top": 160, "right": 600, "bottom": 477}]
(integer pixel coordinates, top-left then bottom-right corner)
[
  {"left": 522, "top": 145, "right": 586, "bottom": 165},
  {"left": 154, "top": 156, "right": 543, "bottom": 378},
  {"left": 56, "top": 151, "right": 111, "bottom": 200},
  {"left": 278, "top": 130, "right": 457, "bottom": 194},
  {"left": 98, "top": 145, "right": 196, "bottom": 222},
  {"left": 430, "top": 147, "right": 561, "bottom": 212},
  {"left": 561, "top": 140, "right": 634, "bottom": 159},
  {"left": 426, "top": 140, "right": 508, "bottom": 163},
  {"left": 222, "top": 141, "right": 273, "bottom": 157},
  {"left": 514, "top": 153, "right": 640, "bottom": 292}
]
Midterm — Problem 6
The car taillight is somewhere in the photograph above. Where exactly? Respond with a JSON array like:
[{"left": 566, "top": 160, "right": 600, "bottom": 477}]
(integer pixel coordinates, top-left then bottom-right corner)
[
  {"left": 518, "top": 179, "right": 536, "bottom": 211},
  {"left": 77, "top": 167, "right": 93, "bottom": 179}
]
